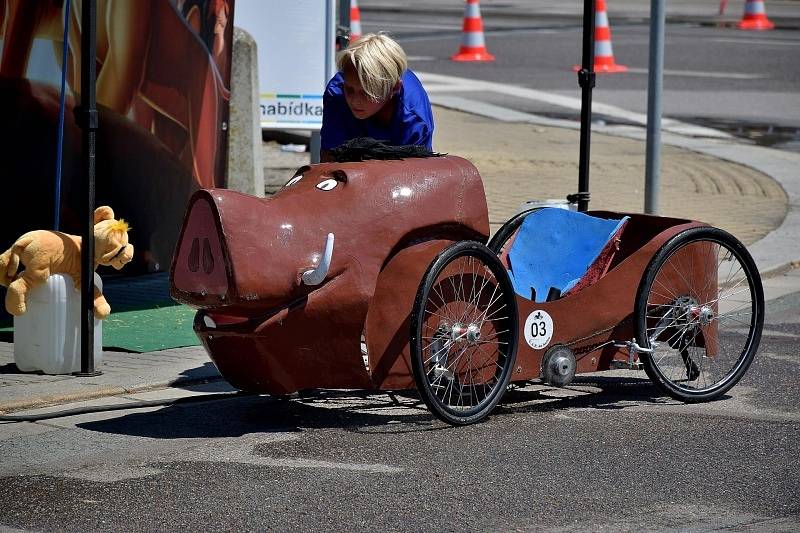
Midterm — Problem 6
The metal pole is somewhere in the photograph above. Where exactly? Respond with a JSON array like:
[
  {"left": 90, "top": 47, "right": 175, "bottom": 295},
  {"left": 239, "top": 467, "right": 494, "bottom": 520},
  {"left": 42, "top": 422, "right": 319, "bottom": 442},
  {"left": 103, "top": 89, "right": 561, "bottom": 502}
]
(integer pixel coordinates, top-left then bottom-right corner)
[
  {"left": 339, "top": 0, "right": 350, "bottom": 30},
  {"left": 310, "top": 132, "right": 321, "bottom": 163},
  {"left": 54, "top": 0, "right": 72, "bottom": 231},
  {"left": 336, "top": 0, "right": 351, "bottom": 50},
  {"left": 76, "top": 0, "right": 100, "bottom": 376},
  {"left": 311, "top": 0, "right": 337, "bottom": 164},
  {"left": 576, "top": 0, "right": 596, "bottom": 213},
  {"left": 645, "top": 0, "right": 665, "bottom": 215}
]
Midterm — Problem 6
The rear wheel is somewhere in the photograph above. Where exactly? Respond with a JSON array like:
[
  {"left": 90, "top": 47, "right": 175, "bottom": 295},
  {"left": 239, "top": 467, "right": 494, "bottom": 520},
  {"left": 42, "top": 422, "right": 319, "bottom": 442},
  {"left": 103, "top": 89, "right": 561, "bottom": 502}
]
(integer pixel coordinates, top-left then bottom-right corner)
[
  {"left": 634, "top": 227, "right": 764, "bottom": 402},
  {"left": 487, "top": 208, "right": 539, "bottom": 254},
  {"left": 410, "top": 241, "right": 518, "bottom": 425}
]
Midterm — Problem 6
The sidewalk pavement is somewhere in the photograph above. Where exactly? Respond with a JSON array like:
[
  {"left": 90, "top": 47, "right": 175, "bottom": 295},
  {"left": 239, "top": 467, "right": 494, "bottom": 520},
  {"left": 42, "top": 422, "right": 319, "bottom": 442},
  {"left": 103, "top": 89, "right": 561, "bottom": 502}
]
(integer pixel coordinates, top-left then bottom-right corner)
[{"left": 2, "top": 104, "right": 799, "bottom": 415}]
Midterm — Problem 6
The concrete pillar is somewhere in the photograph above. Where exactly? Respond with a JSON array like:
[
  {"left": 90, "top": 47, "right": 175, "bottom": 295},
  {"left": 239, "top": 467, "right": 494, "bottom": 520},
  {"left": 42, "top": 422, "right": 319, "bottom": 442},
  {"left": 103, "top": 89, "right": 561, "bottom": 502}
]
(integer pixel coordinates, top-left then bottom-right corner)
[{"left": 226, "top": 27, "right": 265, "bottom": 197}]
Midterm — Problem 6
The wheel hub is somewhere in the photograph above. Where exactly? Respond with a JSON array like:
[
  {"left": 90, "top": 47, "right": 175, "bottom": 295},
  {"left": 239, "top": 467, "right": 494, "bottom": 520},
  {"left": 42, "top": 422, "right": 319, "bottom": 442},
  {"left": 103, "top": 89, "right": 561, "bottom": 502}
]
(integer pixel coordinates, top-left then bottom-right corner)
[
  {"left": 466, "top": 324, "right": 481, "bottom": 343},
  {"left": 676, "top": 296, "right": 714, "bottom": 326},
  {"left": 698, "top": 305, "right": 714, "bottom": 326},
  {"left": 541, "top": 345, "right": 576, "bottom": 387},
  {"left": 449, "top": 322, "right": 481, "bottom": 345}
]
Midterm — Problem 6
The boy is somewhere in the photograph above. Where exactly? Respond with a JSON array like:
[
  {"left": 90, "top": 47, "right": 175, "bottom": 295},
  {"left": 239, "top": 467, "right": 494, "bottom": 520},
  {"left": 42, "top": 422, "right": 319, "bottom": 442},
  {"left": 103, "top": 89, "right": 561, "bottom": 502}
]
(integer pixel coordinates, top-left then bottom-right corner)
[{"left": 320, "top": 33, "right": 434, "bottom": 162}]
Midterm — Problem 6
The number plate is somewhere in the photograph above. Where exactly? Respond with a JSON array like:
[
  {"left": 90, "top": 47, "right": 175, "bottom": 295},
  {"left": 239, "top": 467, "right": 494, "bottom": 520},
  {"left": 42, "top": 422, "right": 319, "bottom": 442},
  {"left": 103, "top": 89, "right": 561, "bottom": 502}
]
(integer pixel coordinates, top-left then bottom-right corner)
[{"left": 524, "top": 310, "right": 554, "bottom": 349}]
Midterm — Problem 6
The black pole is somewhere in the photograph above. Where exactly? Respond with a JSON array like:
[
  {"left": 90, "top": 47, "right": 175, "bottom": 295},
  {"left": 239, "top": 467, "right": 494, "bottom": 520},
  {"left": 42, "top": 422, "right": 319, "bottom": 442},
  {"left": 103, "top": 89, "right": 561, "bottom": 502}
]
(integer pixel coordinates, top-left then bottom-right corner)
[
  {"left": 337, "top": 0, "right": 351, "bottom": 50},
  {"left": 576, "top": 0, "right": 596, "bottom": 213},
  {"left": 339, "top": 0, "right": 351, "bottom": 32},
  {"left": 76, "top": 0, "right": 100, "bottom": 376}
]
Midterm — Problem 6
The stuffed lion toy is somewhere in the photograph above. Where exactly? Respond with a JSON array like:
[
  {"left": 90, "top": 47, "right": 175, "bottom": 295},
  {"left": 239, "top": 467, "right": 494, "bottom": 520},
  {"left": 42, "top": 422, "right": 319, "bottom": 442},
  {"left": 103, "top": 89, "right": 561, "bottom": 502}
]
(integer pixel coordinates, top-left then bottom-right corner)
[{"left": 0, "top": 206, "right": 133, "bottom": 319}]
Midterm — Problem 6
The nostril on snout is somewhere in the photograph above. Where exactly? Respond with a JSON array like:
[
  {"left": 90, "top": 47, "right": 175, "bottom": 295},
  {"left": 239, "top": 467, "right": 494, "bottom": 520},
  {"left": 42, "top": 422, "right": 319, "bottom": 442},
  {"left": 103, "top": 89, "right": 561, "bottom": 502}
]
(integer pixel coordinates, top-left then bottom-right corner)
[
  {"left": 202, "top": 238, "right": 214, "bottom": 274},
  {"left": 188, "top": 238, "right": 200, "bottom": 272}
]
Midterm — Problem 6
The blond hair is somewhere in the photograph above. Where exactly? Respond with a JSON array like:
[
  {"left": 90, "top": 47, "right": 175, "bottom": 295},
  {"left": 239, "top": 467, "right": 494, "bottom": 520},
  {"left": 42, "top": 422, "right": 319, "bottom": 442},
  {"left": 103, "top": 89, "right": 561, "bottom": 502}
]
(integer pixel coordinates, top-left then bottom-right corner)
[{"left": 337, "top": 33, "right": 407, "bottom": 101}]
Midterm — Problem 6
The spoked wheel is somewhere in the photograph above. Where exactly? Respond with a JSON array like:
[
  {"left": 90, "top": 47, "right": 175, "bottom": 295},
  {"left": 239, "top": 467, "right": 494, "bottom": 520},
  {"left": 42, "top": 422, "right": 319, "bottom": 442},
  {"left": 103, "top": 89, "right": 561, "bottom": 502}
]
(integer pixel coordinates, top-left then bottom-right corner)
[
  {"left": 634, "top": 227, "right": 764, "bottom": 402},
  {"left": 410, "top": 241, "right": 518, "bottom": 425}
]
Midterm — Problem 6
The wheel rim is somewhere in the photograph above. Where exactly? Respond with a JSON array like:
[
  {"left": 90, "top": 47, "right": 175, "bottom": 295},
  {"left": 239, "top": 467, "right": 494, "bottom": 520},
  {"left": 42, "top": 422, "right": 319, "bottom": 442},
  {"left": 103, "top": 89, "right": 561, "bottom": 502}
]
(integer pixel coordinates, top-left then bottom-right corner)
[
  {"left": 643, "top": 237, "right": 759, "bottom": 395},
  {"left": 418, "top": 251, "right": 515, "bottom": 416}
]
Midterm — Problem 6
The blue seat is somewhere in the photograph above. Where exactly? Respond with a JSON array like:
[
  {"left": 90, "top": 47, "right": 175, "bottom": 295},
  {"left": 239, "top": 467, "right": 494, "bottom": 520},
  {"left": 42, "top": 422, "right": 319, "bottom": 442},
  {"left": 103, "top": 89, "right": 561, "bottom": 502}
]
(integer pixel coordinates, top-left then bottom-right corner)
[{"left": 506, "top": 208, "right": 628, "bottom": 302}]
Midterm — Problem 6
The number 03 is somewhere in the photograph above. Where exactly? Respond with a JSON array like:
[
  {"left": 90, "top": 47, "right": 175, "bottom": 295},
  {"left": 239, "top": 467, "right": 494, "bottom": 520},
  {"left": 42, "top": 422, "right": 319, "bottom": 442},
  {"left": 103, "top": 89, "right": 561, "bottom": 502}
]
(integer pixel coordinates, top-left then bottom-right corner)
[{"left": 530, "top": 321, "right": 546, "bottom": 337}]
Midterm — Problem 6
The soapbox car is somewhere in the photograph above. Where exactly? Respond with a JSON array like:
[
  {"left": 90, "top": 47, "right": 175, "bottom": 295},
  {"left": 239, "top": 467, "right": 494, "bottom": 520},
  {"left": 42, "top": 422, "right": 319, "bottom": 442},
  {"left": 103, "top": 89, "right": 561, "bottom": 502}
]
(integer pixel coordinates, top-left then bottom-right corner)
[
  {"left": 169, "top": 154, "right": 763, "bottom": 425},
  {"left": 168, "top": 0, "right": 763, "bottom": 425}
]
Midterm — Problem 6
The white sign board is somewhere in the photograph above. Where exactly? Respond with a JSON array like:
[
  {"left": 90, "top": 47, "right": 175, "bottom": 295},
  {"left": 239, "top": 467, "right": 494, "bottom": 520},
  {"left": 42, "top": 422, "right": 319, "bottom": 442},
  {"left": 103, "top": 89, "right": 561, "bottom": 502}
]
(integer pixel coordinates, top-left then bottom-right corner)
[{"left": 235, "top": 0, "right": 336, "bottom": 130}]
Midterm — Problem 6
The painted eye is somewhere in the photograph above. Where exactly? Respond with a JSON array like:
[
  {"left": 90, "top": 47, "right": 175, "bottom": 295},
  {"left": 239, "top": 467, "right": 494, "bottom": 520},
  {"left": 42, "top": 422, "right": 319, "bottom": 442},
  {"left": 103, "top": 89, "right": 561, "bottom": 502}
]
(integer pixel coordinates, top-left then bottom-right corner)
[
  {"left": 316, "top": 179, "right": 338, "bottom": 191},
  {"left": 284, "top": 166, "right": 311, "bottom": 187},
  {"left": 284, "top": 175, "right": 302, "bottom": 187}
]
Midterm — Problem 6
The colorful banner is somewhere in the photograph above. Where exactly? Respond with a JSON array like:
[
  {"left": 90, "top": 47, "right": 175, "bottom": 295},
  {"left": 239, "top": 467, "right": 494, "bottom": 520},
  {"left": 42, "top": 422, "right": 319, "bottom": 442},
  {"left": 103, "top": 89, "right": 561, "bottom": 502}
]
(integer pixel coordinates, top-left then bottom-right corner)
[{"left": 0, "top": 0, "right": 235, "bottom": 273}]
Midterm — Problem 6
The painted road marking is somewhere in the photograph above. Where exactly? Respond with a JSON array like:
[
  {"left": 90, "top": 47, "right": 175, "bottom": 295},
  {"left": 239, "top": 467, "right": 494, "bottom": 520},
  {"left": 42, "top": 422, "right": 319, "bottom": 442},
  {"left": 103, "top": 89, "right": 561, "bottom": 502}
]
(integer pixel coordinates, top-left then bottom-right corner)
[
  {"left": 424, "top": 85, "right": 480, "bottom": 92},
  {"left": 365, "top": 22, "right": 459, "bottom": 30},
  {"left": 399, "top": 27, "right": 567, "bottom": 42},
  {"left": 712, "top": 38, "right": 800, "bottom": 46},
  {"left": 626, "top": 68, "right": 766, "bottom": 80},
  {"left": 417, "top": 71, "right": 731, "bottom": 139},
  {"left": 243, "top": 457, "right": 404, "bottom": 473}
]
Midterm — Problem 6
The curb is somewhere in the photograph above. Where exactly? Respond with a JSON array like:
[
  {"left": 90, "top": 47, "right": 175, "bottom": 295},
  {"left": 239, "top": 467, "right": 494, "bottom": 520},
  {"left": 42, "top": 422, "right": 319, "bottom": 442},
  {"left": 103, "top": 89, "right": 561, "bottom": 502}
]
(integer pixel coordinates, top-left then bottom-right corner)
[{"left": 0, "top": 374, "right": 224, "bottom": 415}]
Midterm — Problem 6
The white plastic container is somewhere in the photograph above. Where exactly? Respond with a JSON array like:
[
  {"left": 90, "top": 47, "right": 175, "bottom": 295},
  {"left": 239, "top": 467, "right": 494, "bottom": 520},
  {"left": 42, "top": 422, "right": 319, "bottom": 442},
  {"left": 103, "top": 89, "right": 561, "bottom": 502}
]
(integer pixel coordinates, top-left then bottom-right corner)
[
  {"left": 514, "top": 199, "right": 577, "bottom": 215},
  {"left": 14, "top": 273, "right": 103, "bottom": 374}
]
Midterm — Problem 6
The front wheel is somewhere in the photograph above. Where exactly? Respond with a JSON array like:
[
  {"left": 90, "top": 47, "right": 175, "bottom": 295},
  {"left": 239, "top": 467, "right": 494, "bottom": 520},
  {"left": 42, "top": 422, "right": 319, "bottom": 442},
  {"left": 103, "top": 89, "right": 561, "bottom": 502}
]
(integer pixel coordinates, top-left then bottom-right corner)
[
  {"left": 634, "top": 227, "right": 764, "bottom": 402},
  {"left": 410, "top": 241, "right": 518, "bottom": 425}
]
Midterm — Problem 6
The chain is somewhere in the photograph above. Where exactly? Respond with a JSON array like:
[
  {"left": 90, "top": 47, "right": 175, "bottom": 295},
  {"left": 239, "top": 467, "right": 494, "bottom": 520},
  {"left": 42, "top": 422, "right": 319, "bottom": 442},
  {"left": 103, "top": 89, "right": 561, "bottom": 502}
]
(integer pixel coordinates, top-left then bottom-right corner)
[{"left": 564, "top": 316, "right": 633, "bottom": 356}]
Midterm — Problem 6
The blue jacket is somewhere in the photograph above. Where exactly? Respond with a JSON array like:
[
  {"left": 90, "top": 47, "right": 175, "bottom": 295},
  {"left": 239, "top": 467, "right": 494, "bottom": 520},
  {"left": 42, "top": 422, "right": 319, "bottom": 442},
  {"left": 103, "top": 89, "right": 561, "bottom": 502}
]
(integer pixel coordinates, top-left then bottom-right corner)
[{"left": 320, "top": 69, "right": 434, "bottom": 150}]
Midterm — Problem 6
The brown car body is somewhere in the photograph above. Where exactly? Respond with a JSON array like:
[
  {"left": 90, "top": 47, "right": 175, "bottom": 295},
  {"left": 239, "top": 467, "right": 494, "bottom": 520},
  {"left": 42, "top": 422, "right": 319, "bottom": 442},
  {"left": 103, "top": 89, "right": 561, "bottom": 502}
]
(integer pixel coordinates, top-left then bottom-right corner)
[{"left": 169, "top": 156, "right": 711, "bottom": 395}]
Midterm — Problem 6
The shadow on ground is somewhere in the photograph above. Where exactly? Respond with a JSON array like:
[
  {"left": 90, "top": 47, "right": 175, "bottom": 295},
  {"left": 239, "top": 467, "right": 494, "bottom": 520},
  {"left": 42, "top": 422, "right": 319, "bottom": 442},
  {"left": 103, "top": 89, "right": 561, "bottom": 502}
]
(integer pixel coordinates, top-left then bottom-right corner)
[{"left": 76, "top": 375, "right": 731, "bottom": 439}]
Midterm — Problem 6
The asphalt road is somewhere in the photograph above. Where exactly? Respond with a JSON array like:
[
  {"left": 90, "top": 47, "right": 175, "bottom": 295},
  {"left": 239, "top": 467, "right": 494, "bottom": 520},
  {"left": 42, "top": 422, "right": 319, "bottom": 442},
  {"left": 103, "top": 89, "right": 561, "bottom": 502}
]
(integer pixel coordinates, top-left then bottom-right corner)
[
  {"left": 359, "top": 1, "right": 800, "bottom": 151},
  {"left": 0, "top": 287, "right": 798, "bottom": 532},
  {"left": 1, "top": 4, "right": 798, "bottom": 531}
]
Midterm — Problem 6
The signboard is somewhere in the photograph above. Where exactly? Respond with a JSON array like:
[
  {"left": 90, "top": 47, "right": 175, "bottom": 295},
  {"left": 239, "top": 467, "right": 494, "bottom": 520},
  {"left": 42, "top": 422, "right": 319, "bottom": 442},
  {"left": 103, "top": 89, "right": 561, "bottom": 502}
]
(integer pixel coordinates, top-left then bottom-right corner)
[
  {"left": 0, "top": 0, "right": 235, "bottom": 273},
  {"left": 235, "top": 0, "right": 336, "bottom": 130}
]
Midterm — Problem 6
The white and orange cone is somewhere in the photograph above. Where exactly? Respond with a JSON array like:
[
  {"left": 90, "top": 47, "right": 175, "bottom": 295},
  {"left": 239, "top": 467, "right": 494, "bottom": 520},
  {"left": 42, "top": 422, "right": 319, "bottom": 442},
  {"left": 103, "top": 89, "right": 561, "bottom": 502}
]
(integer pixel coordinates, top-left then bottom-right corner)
[
  {"left": 451, "top": 0, "right": 495, "bottom": 62},
  {"left": 573, "top": 0, "right": 627, "bottom": 74},
  {"left": 350, "top": 0, "right": 363, "bottom": 42},
  {"left": 737, "top": 0, "right": 775, "bottom": 30}
]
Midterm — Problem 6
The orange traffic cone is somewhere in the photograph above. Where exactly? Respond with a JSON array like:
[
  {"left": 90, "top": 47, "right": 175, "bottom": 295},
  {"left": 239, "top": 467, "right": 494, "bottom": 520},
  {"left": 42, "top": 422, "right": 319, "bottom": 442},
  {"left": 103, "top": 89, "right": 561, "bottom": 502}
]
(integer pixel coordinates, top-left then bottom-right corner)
[
  {"left": 451, "top": 0, "right": 495, "bottom": 62},
  {"left": 573, "top": 0, "right": 627, "bottom": 73},
  {"left": 350, "top": 0, "right": 363, "bottom": 42},
  {"left": 737, "top": 0, "right": 774, "bottom": 30}
]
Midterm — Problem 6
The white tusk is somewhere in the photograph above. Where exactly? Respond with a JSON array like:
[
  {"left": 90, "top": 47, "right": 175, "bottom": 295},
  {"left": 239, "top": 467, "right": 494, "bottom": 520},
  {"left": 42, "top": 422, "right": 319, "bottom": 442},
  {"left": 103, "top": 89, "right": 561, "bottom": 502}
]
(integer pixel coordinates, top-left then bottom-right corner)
[{"left": 302, "top": 233, "right": 335, "bottom": 286}]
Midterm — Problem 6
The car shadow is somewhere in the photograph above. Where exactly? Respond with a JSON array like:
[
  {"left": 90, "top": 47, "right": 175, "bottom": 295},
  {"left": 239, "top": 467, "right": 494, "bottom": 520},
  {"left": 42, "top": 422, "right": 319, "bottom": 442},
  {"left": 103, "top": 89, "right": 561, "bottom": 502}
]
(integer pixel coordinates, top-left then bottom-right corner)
[
  {"left": 76, "top": 374, "right": 735, "bottom": 439},
  {"left": 496, "top": 374, "right": 734, "bottom": 417},
  {"left": 76, "top": 389, "right": 437, "bottom": 439}
]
